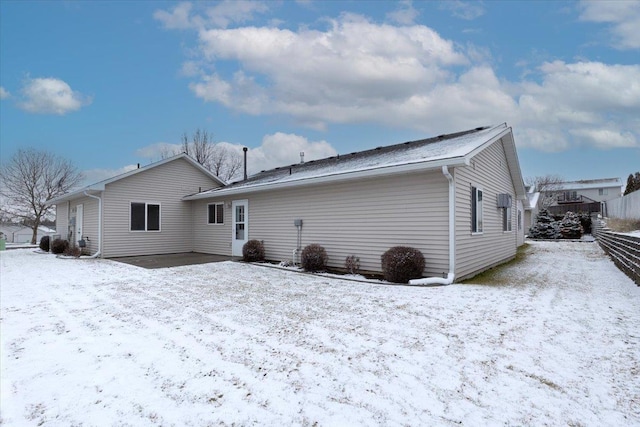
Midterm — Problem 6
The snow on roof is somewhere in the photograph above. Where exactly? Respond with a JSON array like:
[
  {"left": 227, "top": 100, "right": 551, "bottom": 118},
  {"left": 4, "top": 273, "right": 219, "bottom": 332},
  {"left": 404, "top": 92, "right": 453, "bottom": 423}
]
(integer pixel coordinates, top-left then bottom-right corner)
[
  {"left": 541, "top": 178, "right": 622, "bottom": 192},
  {"left": 188, "top": 124, "right": 510, "bottom": 198}
]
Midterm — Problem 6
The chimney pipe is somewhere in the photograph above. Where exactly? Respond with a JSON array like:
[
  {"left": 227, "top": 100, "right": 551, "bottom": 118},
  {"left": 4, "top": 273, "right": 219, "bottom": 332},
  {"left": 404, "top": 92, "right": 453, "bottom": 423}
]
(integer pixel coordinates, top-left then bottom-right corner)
[
  {"left": 243, "top": 147, "right": 248, "bottom": 181},
  {"left": 300, "top": 152, "right": 305, "bottom": 164}
]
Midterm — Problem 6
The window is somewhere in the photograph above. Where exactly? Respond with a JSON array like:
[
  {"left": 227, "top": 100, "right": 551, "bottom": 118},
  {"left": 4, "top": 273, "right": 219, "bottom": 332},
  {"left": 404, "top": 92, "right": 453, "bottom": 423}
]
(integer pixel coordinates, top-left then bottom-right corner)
[
  {"left": 503, "top": 206, "right": 512, "bottom": 232},
  {"left": 517, "top": 210, "right": 522, "bottom": 231},
  {"left": 131, "top": 202, "right": 160, "bottom": 231},
  {"left": 471, "top": 186, "right": 483, "bottom": 233},
  {"left": 208, "top": 203, "right": 224, "bottom": 224},
  {"left": 599, "top": 188, "right": 608, "bottom": 196}
]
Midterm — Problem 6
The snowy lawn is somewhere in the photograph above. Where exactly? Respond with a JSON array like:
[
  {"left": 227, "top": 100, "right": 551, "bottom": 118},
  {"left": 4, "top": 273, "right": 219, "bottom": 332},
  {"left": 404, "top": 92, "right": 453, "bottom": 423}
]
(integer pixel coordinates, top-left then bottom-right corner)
[{"left": 1, "top": 242, "right": 639, "bottom": 426}]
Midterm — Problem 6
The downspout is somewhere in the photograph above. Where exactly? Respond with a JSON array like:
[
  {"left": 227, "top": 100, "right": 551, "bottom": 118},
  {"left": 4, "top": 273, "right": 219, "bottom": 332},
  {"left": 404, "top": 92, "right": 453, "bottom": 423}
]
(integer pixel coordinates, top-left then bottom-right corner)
[
  {"left": 409, "top": 165, "right": 456, "bottom": 285},
  {"left": 83, "top": 191, "right": 102, "bottom": 258}
]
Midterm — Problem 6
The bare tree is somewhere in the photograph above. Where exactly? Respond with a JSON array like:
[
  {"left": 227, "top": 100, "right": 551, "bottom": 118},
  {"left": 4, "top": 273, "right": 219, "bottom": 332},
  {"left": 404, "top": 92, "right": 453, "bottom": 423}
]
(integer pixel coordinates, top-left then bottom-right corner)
[
  {"left": 0, "top": 148, "right": 83, "bottom": 244},
  {"left": 209, "top": 144, "right": 243, "bottom": 182},
  {"left": 179, "top": 129, "right": 243, "bottom": 182},
  {"left": 526, "top": 174, "right": 564, "bottom": 208}
]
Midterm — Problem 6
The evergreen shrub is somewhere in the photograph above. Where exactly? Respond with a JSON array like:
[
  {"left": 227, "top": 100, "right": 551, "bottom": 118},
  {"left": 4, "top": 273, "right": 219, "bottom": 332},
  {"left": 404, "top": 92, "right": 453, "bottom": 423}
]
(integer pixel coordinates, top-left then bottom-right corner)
[{"left": 39, "top": 235, "right": 50, "bottom": 252}]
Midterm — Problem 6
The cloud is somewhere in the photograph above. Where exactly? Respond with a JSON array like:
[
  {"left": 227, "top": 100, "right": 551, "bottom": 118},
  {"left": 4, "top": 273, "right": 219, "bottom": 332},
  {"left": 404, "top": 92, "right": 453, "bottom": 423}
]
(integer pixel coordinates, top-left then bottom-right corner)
[
  {"left": 81, "top": 165, "right": 138, "bottom": 187},
  {"left": 156, "top": 6, "right": 639, "bottom": 153},
  {"left": 579, "top": 0, "right": 640, "bottom": 49},
  {"left": 514, "top": 61, "right": 640, "bottom": 151},
  {"left": 190, "top": 13, "right": 467, "bottom": 130},
  {"left": 440, "top": 1, "right": 485, "bottom": 21},
  {"left": 18, "top": 77, "right": 92, "bottom": 115},
  {"left": 135, "top": 142, "right": 183, "bottom": 160},
  {"left": 154, "top": 1, "right": 268, "bottom": 30},
  {"left": 0, "top": 86, "right": 10, "bottom": 99},
  {"left": 387, "top": 0, "right": 419, "bottom": 25},
  {"left": 135, "top": 133, "right": 337, "bottom": 176},
  {"left": 245, "top": 133, "right": 337, "bottom": 174}
]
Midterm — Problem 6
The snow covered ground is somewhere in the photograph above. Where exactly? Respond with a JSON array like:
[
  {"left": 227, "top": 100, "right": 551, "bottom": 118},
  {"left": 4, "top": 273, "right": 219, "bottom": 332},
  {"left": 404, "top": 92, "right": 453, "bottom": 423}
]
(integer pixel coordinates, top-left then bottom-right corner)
[{"left": 1, "top": 241, "right": 639, "bottom": 426}]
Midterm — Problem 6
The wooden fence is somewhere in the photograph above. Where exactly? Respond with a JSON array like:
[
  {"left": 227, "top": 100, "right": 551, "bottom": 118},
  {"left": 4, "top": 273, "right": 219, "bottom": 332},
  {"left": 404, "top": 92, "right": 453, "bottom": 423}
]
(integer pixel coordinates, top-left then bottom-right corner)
[{"left": 593, "top": 220, "right": 640, "bottom": 286}]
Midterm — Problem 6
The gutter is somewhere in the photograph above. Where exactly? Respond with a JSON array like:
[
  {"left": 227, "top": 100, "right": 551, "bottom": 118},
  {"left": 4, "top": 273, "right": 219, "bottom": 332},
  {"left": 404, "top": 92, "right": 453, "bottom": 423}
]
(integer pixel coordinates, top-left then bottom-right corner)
[
  {"left": 409, "top": 165, "right": 456, "bottom": 286},
  {"left": 83, "top": 191, "right": 102, "bottom": 258}
]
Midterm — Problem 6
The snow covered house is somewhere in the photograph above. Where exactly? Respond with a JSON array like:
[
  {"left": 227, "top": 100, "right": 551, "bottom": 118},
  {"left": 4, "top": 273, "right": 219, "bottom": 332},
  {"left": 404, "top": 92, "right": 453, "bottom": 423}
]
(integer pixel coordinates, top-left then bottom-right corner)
[
  {"left": 538, "top": 178, "right": 622, "bottom": 216},
  {"left": 47, "top": 154, "right": 225, "bottom": 257},
  {"left": 49, "top": 124, "right": 526, "bottom": 281},
  {"left": 185, "top": 123, "right": 526, "bottom": 281}
]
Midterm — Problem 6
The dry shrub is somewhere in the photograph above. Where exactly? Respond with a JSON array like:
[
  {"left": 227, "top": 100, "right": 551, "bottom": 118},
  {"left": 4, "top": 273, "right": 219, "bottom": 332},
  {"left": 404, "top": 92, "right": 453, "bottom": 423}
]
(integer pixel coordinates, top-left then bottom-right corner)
[
  {"left": 242, "top": 239, "right": 265, "bottom": 262},
  {"left": 301, "top": 244, "right": 328, "bottom": 272},
  {"left": 381, "top": 246, "right": 425, "bottom": 283}
]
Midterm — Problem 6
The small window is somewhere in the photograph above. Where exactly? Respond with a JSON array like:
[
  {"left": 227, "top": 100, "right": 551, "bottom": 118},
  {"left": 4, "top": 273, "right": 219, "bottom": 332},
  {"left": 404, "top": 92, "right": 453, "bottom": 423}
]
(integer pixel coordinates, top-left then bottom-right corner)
[
  {"left": 130, "top": 202, "right": 160, "bottom": 231},
  {"left": 503, "top": 206, "right": 512, "bottom": 232},
  {"left": 471, "top": 186, "right": 483, "bottom": 233},
  {"left": 208, "top": 203, "right": 224, "bottom": 224},
  {"left": 599, "top": 188, "right": 608, "bottom": 196},
  {"left": 517, "top": 210, "right": 522, "bottom": 231}
]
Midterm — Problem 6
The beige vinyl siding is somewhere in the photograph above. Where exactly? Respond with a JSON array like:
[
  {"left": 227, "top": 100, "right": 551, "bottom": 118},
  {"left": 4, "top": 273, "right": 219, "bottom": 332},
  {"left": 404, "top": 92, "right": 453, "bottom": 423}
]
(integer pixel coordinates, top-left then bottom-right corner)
[
  {"left": 68, "top": 196, "right": 99, "bottom": 254},
  {"left": 102, "top": 158, "right": 220, "bottom": 257},
  {"left": 55, "top": 202, "right": 69, "bottom": 240},
  {"left": 193, "top": 200, "right": 232, "bottom": 255},
  {"left": 196, "top": 171, "right": 450, "bottom": 276},
  {"left": 455, "top": 138, "right": 518, "bottom": 280}
]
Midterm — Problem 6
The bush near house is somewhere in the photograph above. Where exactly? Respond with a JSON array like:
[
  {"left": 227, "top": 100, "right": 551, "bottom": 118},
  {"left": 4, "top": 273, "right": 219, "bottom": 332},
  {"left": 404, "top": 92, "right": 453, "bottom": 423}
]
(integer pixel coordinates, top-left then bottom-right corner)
[
  {"left": 242, "top": 240, "right": 265, "bottom": 262},
  {"left": 51, "top": 238, "right": 69, "bottom": 254},
  {"left": 381, "top": 246, "right": 425, "bottom": 284},
  {"left": 559, "top": 211, "right": 584, "bottom": 239},
  {"left": 345, "top": 255, "right": 361, "bottom": 275},
  {"left": 301, "top": 244, "right": 328, "bottom": 272},
  {"left": 528, "top": 209, "right": 561, "bottom": 239},
  {"left": 63, "top": 245, "right": 82, "bottom": 258},
  {"left": 39, "top": 236, "right": 50, "bottom": 252}
]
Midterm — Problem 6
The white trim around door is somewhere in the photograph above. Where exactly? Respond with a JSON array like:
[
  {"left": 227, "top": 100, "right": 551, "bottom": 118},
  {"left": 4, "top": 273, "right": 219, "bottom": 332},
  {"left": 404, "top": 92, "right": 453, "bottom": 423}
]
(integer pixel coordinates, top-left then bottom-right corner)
[{"left": 231, "top": 199, "right": 248, "bottom": 257}]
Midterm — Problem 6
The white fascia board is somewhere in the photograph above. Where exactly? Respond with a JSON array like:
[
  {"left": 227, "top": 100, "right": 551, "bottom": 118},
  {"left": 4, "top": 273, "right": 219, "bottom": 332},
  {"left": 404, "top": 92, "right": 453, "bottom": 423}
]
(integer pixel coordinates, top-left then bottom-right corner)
[
  {"left": 47, "top": 185, "right": 106, "bottom": 205},
  {"left": 183, "top": 157, "right": 468, "bottom": 200}
]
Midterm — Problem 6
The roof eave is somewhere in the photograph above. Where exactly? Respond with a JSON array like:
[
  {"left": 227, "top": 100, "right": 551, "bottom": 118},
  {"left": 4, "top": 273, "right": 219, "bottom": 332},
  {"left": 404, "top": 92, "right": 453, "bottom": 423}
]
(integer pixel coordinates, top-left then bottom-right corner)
[
  {"left": 46, "top": 185, "right": 106, "bottom": 205},
  {"left": 183, "top": 157, "right": 468, "bottom": 200}
]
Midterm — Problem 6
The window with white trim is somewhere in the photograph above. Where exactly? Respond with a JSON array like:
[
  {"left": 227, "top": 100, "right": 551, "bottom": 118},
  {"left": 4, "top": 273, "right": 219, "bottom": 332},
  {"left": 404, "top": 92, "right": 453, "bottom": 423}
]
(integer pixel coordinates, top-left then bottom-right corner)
[
  {"left": 503, "top": 206, "right": 512, "bottom": 232},
  {"left": 471, "top": 186, "right": 483, "bottom": 233},
  {"left": 599, "top": 188, "right": 608, "bottom": 196},
  {"left": 131, "top": 202, "right": 160, "bottom": 231},
  {"left": 207, "top": 203, "right": 224, "bottom": 224}
]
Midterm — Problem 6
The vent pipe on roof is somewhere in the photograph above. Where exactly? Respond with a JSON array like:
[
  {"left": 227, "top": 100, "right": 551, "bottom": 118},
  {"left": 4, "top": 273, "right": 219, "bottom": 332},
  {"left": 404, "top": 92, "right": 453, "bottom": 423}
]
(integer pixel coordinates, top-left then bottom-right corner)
[
  {"left": 243, "top": 147, "right": 248, "bottom": 181},
  {"left": 300, "top": 152, "right": 305, "bottom": 164},
  {"left": 137, "top": 163, "right": 140, "bottom": 169}
]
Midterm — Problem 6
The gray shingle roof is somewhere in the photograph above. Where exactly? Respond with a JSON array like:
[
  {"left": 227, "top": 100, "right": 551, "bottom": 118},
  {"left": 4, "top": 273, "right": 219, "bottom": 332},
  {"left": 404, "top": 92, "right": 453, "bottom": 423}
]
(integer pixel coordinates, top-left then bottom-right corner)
[{"left": 186, "top": 123, "right": 512, "bottom": 199}]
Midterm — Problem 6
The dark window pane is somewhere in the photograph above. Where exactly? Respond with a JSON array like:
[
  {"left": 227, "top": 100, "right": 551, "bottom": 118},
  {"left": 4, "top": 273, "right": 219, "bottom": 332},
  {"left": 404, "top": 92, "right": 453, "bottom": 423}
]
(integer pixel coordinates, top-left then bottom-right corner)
[
  {"left": 147, "top": 204, "right": 160, "bottom": 231},
  {"left": 208, "top": 204, "right": 216, "bottom": 224},
  {"left": 131, "top": 203, "right": 146, "bottom": 231},
  {"left": 216, "top": 204, "right": 224, "bottom": 224},
  {"left": 471, "top": 187, "right": 477, "bottom": 232}
]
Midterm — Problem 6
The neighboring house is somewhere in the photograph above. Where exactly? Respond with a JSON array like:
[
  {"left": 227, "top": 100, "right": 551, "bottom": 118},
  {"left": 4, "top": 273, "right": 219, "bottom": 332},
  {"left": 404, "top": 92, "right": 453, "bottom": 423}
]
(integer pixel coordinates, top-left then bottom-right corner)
[
  {"left": 47, "top": 154, "right": 225, "bottom": 257},
  {"left": 524, "top": 186, "right": 540, "bottom": 232},
  {"left": 49, "top": 124, "right": 527, "bottom": 282},
  {"left": 185, "top": 123, "right": 526, "bottom": 281},
  {"left": 538, "top": 178, "right": 622, "bottom": 216},
  {"left": 0, "top": 223, "right": 56, "bottom": 244}
]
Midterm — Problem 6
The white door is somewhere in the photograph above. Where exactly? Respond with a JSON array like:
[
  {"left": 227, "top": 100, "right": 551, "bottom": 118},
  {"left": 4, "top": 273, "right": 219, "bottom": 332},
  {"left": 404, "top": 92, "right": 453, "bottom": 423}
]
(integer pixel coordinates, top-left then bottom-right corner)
[
  {"left": 231, "top": 200, "right": 248, "bottom": 256},
  {"left": 75, "top": 204, "right": 83, "bottom": 246}
]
